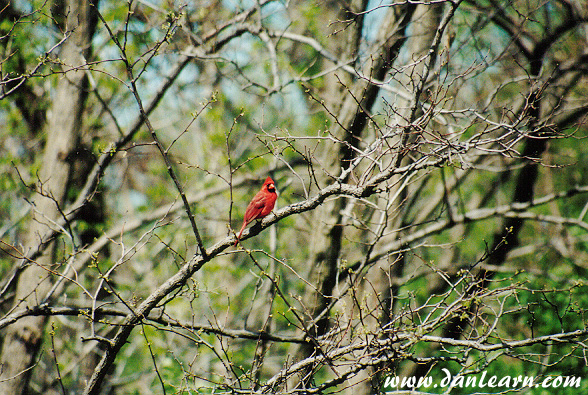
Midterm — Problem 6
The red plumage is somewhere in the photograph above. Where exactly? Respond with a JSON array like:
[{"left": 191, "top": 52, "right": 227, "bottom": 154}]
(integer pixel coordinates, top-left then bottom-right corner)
[{"left": 234, "top": 176, "right": 277, "bottom": 245}]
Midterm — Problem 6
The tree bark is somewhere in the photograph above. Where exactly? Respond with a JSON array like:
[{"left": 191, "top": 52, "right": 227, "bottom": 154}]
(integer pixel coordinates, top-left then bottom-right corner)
[
  {"left": 408, "top": 2, "right": 556, "bottom": 380},
  {"left": 352, "top": 5, "right": 445, "bottom": 394},
  {"left": 288, "top": 2, "right": 416, "bottom": 392},
  {"left": 0, "top": 1, "right": 97, "bottom": 393}
]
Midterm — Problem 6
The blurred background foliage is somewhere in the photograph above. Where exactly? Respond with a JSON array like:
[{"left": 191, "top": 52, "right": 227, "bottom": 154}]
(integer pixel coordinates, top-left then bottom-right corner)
[{"left": 1, "top": 0, "right": 588, "bottom": 394}]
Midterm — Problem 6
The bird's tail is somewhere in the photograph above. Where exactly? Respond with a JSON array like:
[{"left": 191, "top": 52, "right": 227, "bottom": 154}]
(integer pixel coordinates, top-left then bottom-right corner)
[{"left": 234, "top": 221, "right": 247, "bottom": 246}]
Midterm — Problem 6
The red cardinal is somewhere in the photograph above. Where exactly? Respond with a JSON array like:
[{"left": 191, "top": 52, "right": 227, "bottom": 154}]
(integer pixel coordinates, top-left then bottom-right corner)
[{"left": 234, "top": 176, "right": 277, "bottom": 245}]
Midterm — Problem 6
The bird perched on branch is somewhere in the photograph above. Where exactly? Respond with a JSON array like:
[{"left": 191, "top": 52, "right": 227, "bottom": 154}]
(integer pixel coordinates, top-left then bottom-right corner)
[{"left": 234, "top": 176, "right": 277, "bottom": 245}]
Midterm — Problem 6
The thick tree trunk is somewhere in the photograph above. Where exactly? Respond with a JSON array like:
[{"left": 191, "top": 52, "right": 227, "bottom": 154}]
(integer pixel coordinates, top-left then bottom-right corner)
[
  {"left": 0, "top": 1, "right": 96, "bottom": 393},
  {"left": 351, "top": 5, "right": 445, "bottom": 394},
  {"left": 288, "top": 2, "right": 417, "bottom": 392},
  {"left": 408, "top": 9, "right": 551, "bottom": 382}
]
